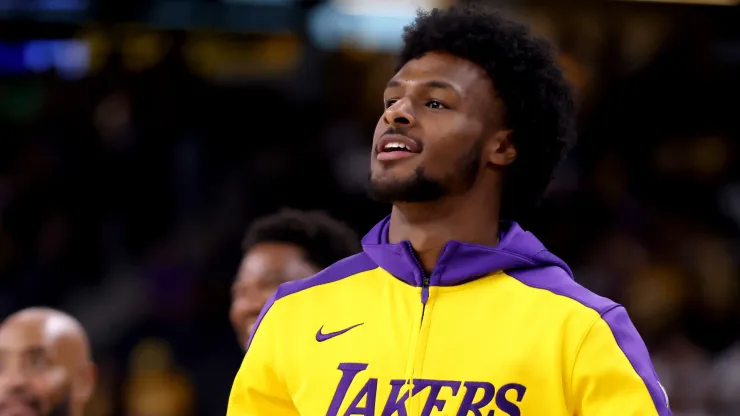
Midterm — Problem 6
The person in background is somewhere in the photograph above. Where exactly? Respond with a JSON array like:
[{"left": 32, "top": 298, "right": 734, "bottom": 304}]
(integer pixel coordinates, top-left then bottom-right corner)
[
  {"left": 0, "top": 308, "right": 96, "bottom": 416},
  {"left": 230, "top": 208, "right": 361, "bottom": 350},
  {"left": 123, "top": 338, "right": 193, "bottom": 416},
  {"left": 227, "top": 4, "right": 669, "bottom": 416}
]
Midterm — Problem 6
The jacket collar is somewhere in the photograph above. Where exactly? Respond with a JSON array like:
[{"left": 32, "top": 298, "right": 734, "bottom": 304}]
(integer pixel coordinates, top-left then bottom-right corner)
[{"left": 361, "top": 215, "right": 571, "bottom": 287}]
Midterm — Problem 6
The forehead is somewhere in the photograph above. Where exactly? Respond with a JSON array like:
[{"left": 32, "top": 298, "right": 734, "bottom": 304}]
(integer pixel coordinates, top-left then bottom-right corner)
[
  {"left": 235, "top": 242, "right": 313, "bottom": 284},
  {"left": 0, "top": 318, "right": 50, "bottom": 352},
  {"left": 391, "top": 52, "right": 493, "bottom": 94}
]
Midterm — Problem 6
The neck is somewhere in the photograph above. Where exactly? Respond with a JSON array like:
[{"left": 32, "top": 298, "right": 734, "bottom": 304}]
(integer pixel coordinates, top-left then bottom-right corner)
[{"left": 388, "top": 183, "right": 501, "bottom": 274}]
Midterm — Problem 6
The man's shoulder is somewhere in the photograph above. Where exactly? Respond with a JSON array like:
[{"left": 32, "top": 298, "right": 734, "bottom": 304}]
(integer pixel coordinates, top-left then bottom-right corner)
[
  {"left": 504, "top": 264, "right": 621, "bottom": 318},
  {"left": 246, "top": 253, "right": 376, "bottom": 351},
  {"left": 273, "top": 252, "right": 378, "bottom": 305}
]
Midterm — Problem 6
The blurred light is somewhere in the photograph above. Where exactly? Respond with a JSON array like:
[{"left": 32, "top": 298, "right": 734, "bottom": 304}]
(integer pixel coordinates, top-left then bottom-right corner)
[
  {"left": 0, "top": 0, "right": 15, "bottom": 11},
  {"left": 690, "top": 136, "right": 729, "bottom": 177},
  {"left": 23, "top": 41, "right": 54, "bottom": 72},
  {"left": 183, "top": 34, "right": 301, "bottom": 82},
  {"left": 616, "top": 0, "right": 739, "bottom": 5},
  {"left": 0, "top": 40, "right": 89, "bottom": 78},
  {"left": 0, "top": 0, "right": 87, "bottom": 11},
  {"left": 0, "top": 43, "right": 27, "bottom": 75},
  {"left": 149, "top": 1, "right": 297, "bottom": 33},
  {"left": 52, "top": 39, "right": 89, "bottom": 80},
  {"left": 719, "top": 183, "right": 740, "bottom": 229},
  {"left": 77, "top": 27, "right": 112, "bottom": 74},
  {"left": 333, "top": 0, "right": 438, "bottom": 16},
  {"left": 122, "top": 30, "right": 171, "bottom": 72},
  {"left": 37, "top": 0, "right": 88, "bottom": 10},
  {"left": 221, "top": 0, "right": 294, "bottom": 3},
  {"left": 309, "top": 1, "right": 444, "bottom": 51}
]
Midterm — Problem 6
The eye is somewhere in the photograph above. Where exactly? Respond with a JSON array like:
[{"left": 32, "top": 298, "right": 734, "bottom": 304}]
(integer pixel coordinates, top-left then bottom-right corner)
[
  {"left": 30, "top": 355, "right": 49, "bottom": 370},
  {"left": 426, "top": 100, "right": 447, "bottom": 110},
  {"left": 385, "top": 99, "right": 398, "bottom": 109}
]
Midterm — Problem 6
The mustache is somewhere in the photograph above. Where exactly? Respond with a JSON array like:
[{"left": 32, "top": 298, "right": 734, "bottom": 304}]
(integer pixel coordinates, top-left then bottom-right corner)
[
  {"left": 0, "top": 387, "right": 71, "bottom": 416},
  {"left": 384, "top": 127, "right": 409, "bottom": 136},
  {"left": 0, "top": 391, "right": 42, "bottom": 414},
  {"left": 382, "top": 127, "right": 422, "bottom": 145}
]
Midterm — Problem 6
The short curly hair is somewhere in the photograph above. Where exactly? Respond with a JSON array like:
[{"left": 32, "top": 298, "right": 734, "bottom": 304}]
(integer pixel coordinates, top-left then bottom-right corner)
[
  {"left": 242, "top": 208, "right": 361, "bottom": 270},
  {"left": 398, "top": 5, "right": 576, "bottom": 220}
]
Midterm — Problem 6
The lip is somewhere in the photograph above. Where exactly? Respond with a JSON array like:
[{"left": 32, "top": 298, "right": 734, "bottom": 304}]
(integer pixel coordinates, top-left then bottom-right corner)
[
  {"left": 0, "top": 400, "right": 36, "bottom": 416},
  {"left": 375, "top": 134, "right": 422, "bottom": 155}
]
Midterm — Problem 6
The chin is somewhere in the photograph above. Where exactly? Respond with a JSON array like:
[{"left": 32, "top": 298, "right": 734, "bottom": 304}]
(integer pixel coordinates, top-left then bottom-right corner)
[
  {"left": 370, "top": 164, "right": 417, "bottom": 184},
  {"left": 368, "top": 169, "right": 449, "bottom": 204},
  {"left": 369, "top": 176, "right": 412, "bottom": 198}
]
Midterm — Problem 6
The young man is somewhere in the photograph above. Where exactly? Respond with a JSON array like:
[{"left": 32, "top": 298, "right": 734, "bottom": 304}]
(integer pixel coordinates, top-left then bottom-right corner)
[
  {"left": 230, "top": 209, "right": 361, "bottom": 350},
  {"left": 227, "top": 5, "right": 670, "bottom": 416},
  {"left": 0, "top": 308, "right": 96, "bottom": 416}
]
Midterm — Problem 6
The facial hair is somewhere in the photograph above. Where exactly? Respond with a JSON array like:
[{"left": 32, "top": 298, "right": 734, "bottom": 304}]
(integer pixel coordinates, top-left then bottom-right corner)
[
  {"left": 368, "top": 138, "right": 482, "bottom": 204},
  {"left": 0, "top": 385, "right": 42, "bottom": 416},
  {"left": 47, "top": 387, "right": 72, "bottom": 416}
]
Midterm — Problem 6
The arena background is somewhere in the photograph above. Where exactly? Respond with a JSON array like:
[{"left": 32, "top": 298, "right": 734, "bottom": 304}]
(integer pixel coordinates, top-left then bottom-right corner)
[{"left": 1, "top": 0, "right": 739, "bottom": 414}]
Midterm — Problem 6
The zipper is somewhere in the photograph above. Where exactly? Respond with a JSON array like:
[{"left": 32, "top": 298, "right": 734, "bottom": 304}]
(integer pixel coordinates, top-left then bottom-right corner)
[
  {"left": 401, "top": 242, "right": 449, "bottom": 414},
  {"left": 403, "top": 241, "right": 431, "bottom": 305},
  {"left": 403, "top": 241, "right": 431, "bottom": 415}
]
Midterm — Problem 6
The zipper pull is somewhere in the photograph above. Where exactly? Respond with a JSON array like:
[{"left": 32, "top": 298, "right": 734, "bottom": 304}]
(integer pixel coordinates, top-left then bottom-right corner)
[
  {"left": 421, "top": 276, "right": 430, "bottom": 304},
  {"left": 403, "top": 241, "right": 431, "bottom": 304}
]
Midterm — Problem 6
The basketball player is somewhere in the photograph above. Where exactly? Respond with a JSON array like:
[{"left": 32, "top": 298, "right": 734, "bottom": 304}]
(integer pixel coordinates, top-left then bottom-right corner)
[{"left": 227, "top": 5, "right": 669, "bottom": 415}]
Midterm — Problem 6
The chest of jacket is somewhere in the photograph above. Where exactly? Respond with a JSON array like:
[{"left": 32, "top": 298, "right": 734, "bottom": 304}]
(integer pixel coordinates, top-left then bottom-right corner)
[{"left": 276, "top": 269, "right": 585, "bottom": 416}]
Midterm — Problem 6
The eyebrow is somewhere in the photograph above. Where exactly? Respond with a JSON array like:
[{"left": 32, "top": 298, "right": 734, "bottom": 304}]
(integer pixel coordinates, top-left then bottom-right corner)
[
  {"left": 232, "top": 271, "right": 288, "bottom": 290},
  {"left": 22, "top": 347, "right": 47, "bottom": 357},
  {"left": 386, "top": 79, "right": 457, "bottom": 91},
  {"left": 0, "top": 346, "right": 46, "bottom": 356}
]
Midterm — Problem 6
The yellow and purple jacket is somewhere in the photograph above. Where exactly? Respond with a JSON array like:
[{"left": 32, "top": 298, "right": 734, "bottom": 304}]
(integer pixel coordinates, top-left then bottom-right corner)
[{"left": 227, "top": 216, "right": 671, "bottom": 416}]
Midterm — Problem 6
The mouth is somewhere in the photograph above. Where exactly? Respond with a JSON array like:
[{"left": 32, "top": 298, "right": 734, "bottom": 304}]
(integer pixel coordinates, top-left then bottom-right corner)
[
  {"left": 246, "top": 321, "right": 255, "bottom": 336},
  {"left": 0, "top": 399, "right": 38, "bottom": 416},
  {"left": 376, "top": 134, "right": 422, "bottom": 161}
]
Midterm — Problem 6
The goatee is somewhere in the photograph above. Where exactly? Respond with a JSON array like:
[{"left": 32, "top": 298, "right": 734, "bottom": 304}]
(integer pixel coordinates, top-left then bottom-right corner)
[{"left": 367, "top": 140, "right": 482, "bottom": 204}]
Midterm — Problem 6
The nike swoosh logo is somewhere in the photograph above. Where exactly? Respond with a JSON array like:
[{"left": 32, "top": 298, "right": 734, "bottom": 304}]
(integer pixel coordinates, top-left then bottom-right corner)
[{"left": 316, "top": 323, "right": 364, "bottom": 342}]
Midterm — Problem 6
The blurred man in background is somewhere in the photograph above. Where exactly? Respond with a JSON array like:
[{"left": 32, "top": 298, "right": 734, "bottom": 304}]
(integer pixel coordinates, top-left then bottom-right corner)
[
  {"left": 229, "top": 208, "right": 361, "bottom": 349},
  {"left": 0, "top": 308, "right": 96, "bottom": 416}
]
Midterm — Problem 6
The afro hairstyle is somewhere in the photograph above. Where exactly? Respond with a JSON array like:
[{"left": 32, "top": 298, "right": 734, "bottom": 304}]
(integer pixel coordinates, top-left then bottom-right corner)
[
  {"left": 241, "top": 208, "right": 361, "bottom": 270},
  {"left": 398, "top": 4, "right": 577, "bottom": 220}
]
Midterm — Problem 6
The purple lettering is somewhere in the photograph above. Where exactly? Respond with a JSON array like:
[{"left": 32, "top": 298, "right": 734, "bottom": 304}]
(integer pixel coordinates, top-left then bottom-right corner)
[
  {"left": 380, "top": 379, "right": 409, "bottom": 416},
  {"left": 412, "top": 379, "right": 461, "bottom": 416},
  {"left": 326, "top": 363, "right": 369, "bottom": 416},
  {"left": 326, "top": 364, "right": 528, "bottom": 416},
  {"left": 344, "top": 378, "right": 378, "bottom": 416},
  {"left": 494, "top": 383, "right": 527, "bottom": 416},
  {"left": 456, "top": 382, "right": 495, "bottom": 416}
]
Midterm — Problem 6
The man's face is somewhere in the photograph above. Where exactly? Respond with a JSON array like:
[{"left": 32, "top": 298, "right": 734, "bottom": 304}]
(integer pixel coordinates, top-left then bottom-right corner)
[
  {"left": 230, "top": 243, "right": 319, "bottom": 349},
  {"left": 369, "top": 52, "right": 501, "bottom": 203},
  {"left": 0, "top": 321, "right": 74, "bottom": 416}
]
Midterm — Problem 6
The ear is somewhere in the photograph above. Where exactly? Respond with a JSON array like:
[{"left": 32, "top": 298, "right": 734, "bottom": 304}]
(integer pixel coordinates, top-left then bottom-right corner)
[
  {"left": 72, "top": 362, "right": 97, "bottom": 403},
  {"left": 484, "top": 129, "right": 517, "bottom": 167}
]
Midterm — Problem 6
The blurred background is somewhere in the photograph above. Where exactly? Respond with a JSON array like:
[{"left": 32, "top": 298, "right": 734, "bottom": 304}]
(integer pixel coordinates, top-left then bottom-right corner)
[{"left": 0, "top": 0, "right": 739, "bottom": 414}]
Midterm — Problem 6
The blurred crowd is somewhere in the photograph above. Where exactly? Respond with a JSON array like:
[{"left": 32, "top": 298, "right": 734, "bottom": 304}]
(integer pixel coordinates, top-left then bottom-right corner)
[{"left": 1, "top": 1, "right": 740, "bottom": 415}]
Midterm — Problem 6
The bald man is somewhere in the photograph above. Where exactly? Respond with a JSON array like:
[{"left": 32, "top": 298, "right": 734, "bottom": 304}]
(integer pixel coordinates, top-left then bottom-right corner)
[{"left": 0, "top": 308, "right": 96, "bottom": 416}]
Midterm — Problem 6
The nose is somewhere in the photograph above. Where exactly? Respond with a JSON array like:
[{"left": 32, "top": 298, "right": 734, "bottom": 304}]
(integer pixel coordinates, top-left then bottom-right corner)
[
  {"left": 383, "top": 99, "right": 416, "bottom": 129},
  {"left": 0, "top": 365, "right": 30, "bottom": 392},
  {"left": 243, "top": 295, "right": 269, "bottom": 322},
  {"left": 232, "top": 293, "right": 269, "bottom": 328}
]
